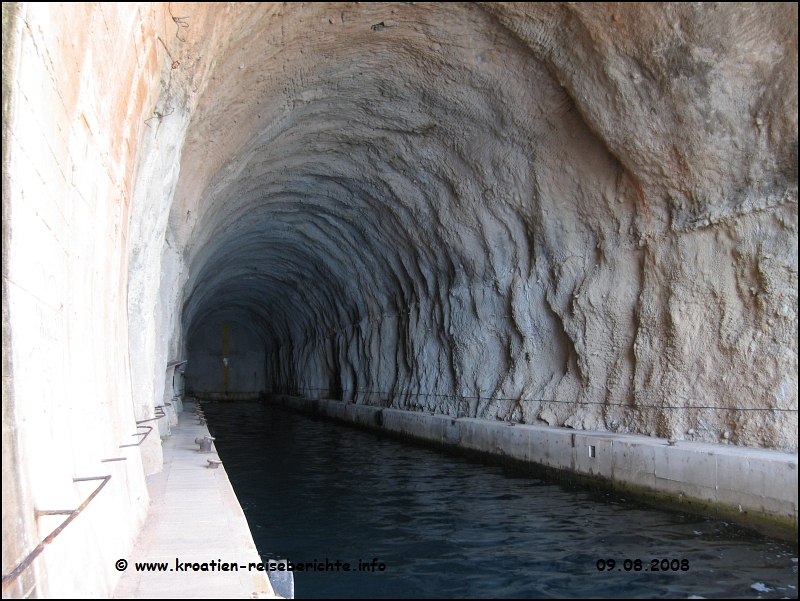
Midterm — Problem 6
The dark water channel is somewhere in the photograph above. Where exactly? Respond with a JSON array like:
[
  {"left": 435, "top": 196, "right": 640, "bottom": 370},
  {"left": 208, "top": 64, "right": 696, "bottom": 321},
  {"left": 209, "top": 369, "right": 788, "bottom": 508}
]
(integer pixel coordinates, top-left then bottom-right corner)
[{"left": 203, "top": 402, "right": 797, "bottom": 599}]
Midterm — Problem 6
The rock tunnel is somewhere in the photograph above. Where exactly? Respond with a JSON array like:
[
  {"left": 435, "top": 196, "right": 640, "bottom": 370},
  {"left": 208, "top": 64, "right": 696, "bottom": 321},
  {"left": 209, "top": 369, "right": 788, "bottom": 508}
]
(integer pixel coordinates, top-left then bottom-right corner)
[
  {"left": 176, "top": 2, "right": 798, "bottom": 448},
  {"left": 2, "top": 2, "right": 797, "bottom": 597}
]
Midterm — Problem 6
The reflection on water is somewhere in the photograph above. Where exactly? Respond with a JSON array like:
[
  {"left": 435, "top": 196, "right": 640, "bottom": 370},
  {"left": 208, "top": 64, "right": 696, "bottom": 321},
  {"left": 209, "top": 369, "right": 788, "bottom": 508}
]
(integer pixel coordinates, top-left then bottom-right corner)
[{"left": 204, "top": 402, "right": 798, "bottom": 599}]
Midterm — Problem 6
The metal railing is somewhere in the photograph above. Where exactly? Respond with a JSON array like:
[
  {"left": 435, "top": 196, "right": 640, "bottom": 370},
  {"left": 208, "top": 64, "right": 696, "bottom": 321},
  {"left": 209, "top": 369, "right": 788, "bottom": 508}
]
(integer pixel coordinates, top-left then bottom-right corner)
[
  {"left": 2, "top": 476, "right": 111, "bottom": 591},
  {"left": 2, "top": 402, "right": 170, "bottom": 590}
]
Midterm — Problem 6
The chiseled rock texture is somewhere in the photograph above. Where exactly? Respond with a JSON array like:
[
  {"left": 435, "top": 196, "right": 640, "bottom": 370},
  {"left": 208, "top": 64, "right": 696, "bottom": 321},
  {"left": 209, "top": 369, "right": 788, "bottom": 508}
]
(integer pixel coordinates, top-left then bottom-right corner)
[
  {"left": 167, "top": 3, "right": 797, "bottom": 448},
  {"left": 175, "top": 3, "right": 796, "bottom": 450},
  {"left": 2, "top": 3, "right": 796, "bottom": 597}
]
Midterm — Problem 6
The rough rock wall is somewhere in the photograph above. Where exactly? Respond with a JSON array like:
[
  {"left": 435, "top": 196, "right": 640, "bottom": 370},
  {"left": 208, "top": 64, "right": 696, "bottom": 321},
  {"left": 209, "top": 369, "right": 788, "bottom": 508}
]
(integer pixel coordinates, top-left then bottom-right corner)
[
  {"left": 168, "top": 4, "right": 797, "bottom": 448},
  {"left": 482, "top": 2, "right": 799, "bottom": 448},
  {"left": 168, "top": 3, "right": 797, "bottom": 450}
]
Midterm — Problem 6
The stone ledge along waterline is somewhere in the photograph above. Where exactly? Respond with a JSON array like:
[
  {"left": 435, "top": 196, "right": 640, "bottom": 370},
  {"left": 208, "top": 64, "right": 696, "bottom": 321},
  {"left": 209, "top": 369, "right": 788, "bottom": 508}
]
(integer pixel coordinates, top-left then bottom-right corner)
[{"left": 266, "top": 394, "right": 798, "bottom": 542}]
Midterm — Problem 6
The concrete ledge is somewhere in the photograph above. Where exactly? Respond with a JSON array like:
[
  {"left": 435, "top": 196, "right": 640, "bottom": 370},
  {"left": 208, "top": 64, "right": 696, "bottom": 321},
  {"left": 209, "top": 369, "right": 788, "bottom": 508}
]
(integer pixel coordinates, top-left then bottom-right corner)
[
  {"left": 268, "top": 395, "right": 798, "bottom": 541},
  {"left": 191, "top": 392, "right": 262, "bottom": 401},
  {"left": 113, "top": 402, "right": 277, "bottom": 598}
]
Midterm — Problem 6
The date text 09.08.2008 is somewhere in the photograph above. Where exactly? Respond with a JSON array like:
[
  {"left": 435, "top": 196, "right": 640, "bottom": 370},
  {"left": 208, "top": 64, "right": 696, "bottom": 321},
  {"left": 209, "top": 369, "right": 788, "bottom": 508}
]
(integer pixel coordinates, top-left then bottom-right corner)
[{"left": 596, "top": 559, "right": 689, "bottom": 572}]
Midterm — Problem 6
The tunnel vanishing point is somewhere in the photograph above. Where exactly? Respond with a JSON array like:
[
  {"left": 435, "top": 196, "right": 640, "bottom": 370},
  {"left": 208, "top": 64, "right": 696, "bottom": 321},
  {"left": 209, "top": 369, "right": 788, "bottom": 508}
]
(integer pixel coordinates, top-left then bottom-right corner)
[{"left": 2, "top": 2, "right": 798, "bottom": 597}]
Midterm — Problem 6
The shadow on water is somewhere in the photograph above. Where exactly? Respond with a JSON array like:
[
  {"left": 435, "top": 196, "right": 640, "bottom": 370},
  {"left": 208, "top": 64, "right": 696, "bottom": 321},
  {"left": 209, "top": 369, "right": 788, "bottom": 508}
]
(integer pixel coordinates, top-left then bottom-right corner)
[{"left": 203, "top": 402, "right": 798, "bottom": 599}]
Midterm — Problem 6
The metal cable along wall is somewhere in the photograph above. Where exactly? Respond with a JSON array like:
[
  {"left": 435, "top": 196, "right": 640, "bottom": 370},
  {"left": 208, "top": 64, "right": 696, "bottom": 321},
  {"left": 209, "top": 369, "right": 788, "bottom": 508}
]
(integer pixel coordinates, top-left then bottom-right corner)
[
  {"left": 267, "top": 308, "right": 797, "bottom": 418},
  {"left": 264, "top": 386, "right": 797, "bottom": 418}
]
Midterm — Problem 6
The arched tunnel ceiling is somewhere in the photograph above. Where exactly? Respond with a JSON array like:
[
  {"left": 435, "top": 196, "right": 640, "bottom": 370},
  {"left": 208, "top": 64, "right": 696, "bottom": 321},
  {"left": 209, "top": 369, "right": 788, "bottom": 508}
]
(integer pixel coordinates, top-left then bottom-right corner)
[
  {"left": 178, "top": 3, "right": 627, "bottom": 342},
  {"left": 164, "top": 3, "right": 796, "bottom": 448}
]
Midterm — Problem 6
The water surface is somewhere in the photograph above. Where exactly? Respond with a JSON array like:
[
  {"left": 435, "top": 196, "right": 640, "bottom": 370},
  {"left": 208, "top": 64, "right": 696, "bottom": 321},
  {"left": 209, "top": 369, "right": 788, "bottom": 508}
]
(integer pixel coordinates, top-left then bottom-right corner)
[{"left": 204, "top": 402, "right": 798, "bottom": 599}]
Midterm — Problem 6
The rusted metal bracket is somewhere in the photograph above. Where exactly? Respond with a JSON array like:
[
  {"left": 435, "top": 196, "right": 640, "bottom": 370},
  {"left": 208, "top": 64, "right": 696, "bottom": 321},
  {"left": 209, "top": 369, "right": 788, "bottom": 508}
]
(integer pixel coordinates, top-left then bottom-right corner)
[
  {"left": 137, "top": 408, "right": 166, "bottom": 424},
  {"left": 2, "top": 476, "right": 111, "bottom": 591},
  {"left": 117, "top": 407, "right": 166, "bottom": 449},
  {"left": 119, "top": 425, "right": 153, "bottom": 448},
  {"left": 34, "top": 509, "right": 74, "bottom": 517}
]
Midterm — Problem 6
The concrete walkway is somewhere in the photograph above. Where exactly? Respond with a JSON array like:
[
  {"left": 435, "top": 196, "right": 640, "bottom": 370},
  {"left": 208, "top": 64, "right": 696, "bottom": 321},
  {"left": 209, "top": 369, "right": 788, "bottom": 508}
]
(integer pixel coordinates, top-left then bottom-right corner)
[{"left": 114, "top": 402, "right": 277, "bottom": 598}]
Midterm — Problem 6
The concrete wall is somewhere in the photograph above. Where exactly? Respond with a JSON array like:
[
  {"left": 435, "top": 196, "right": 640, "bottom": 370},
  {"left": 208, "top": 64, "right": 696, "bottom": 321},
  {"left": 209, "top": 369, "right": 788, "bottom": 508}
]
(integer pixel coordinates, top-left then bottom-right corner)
[
  {"left": 1, "top": 4, "right": 171, "bottom": 596},
  {"left": 186, "top": 318, "right": 266, "bottom": 395},
  {"left": 1, "top": 4, "right": 256, "bottom": 594},
  {"left": 2, "top": 3, "right": 256, "bottom": 595}
]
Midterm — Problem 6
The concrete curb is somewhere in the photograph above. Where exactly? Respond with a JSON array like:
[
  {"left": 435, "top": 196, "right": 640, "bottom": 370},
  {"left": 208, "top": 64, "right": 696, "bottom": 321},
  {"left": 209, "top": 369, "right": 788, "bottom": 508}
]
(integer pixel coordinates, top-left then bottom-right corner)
[{"left": 268, "top": 395, "right": 798, "bottom": 542}]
